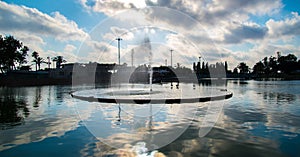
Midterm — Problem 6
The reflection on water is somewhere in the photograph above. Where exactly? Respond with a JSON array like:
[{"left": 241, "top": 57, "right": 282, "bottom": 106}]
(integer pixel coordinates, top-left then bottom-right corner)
[
  {"left": 0, "top": 88, "right": 30, "bottom": 130},
  {"left": 0, "top": 81, "right": 299, "bottom": 156}
]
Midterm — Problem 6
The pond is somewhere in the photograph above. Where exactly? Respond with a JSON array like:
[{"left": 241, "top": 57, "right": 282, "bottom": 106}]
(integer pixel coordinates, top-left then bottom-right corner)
[{"left": 0, "top": 80, "right": 300, "bottom": 157}]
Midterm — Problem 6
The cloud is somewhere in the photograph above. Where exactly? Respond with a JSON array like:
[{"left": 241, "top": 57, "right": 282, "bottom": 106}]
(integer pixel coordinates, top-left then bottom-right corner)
[
  {"left": 223, "top": 23, "right": 268, "bottom": 44},
  {"left": 77, "top": 0, "right": 299, "bottom": 69},
  {"left": 213, "top": 0, "right": 282, "bottom": 16},
  {"left": 78, "top": 39, "right": 120, "bottom": 63},
  {"left": 145, "top": 0, "right": 282, "bottom": 26},
  {"left": 80, "top": 0, "right": 146, "bottom": 15},
  {"left": 0, "top": 1, "right": 88, "bottom": 42},
  {"left": 102, "top": 27, "right": 135, "bottom": 41},
  {"left": 266, "top": 12, "right": 300, "bottom": 38},
  {"left": 64, "top": 44, "right": 77, "bottom": 53},
  {"left": 78, "top": 0, "right": 283, "bottom": 46}
]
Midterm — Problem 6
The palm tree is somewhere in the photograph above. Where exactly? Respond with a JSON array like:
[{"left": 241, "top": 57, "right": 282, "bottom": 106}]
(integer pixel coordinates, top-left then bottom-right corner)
[
  {"left": 36, "top": 57, "right": 44, "bottom": 70},
  {"left": 31, "top": 51, "right": 45, "bottom": 71},
  {"left": 52, "top": 56, "right": 66, "bottom": 69},
  {"left": 18, "top": 46, "right": 29, "bottom": 66},
  {"left": 32, "top": 51, "right": 39, "bottom": 71}
]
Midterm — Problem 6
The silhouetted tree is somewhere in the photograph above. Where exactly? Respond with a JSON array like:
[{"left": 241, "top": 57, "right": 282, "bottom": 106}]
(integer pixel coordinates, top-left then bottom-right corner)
[
  {"left": 0, "top": 35, "right": 28, "bottom": 73},
  {"left": 32, "top": 51, "right": 39, "bottom": 71},
  {"left": 233, "top": 68, "right": 238, "bottom": 74},
  {"left": 18, "top": 46, "right": 29, "bottom": 66},
  {"left": 36, "top": 57, "right": 44, "bottom": 70},
  {"left": 278, "top": 54, "right": 298, "bottom": 74},
  {"left": 237, "top": 62, "right": 249, "bottom": 74},
  {"left": 253, "top": 61, "right": 265, "bottom": 74},
  {"left": 52, "top": 56, "right": 66, "bottom": 69},
  {"left": 269, "top": 56, "right": 278, "bottom": 73},
  {"left": 31, "top": 51, "right": 45, "bottom": 71}
]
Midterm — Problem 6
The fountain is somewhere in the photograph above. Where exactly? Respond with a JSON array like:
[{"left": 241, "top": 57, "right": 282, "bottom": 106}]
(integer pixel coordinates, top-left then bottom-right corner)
[
  {"left": 71, "top": 28, "right": 233, "bottom": 152},
  {"left": 71, "top": 36, "right": 232, "bottom": 151},
  {"left": 71, "top": 85, "right": 232, "bottom": 104},
  {"left": 71, "top": 36, "right": 232, "bottom": 104}
]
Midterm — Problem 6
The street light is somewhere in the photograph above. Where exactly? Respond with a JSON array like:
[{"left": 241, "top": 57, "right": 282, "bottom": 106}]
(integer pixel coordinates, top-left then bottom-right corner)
[
  {"left": 199, "top": 56, "right": 202, "bottom": 68},
  {"left": 116, "top": 38, "right": 122, "bottom": 65},
  {"left": 170, "top": 49, "right": 174, "bottom": 67},
  {"left": 131, "top": 49, "right": 134, "bottom": 67}
]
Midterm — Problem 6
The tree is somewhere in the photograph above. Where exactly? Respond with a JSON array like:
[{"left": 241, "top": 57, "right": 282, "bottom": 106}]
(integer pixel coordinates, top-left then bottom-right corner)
[
  {"left": 237, "top": 62, "right": 249, "bottom": 74},
  {"left": 0, "top": 35, "right": 29, "bottom": 73},
  {"left": 233, "top": 68, "right": 238, "bottom": 74},
  {"left": 19, "top": 46, "right": 29, "bottom": 65},
  {"left": 52, "top": 56, "right": 66, "bottom": 69},
  {"left": 278, "top": 54, "right": 298, "bottom": 74},
  {"left": 32, "top": 51, "right": 45, "bottom": 71},
  {"left": 253, "top": 61, "right": 265, "bottom": 74},
  {"left": 202, "top": 62, "right": 205, "bottom": 71},
  {"left": 32, "top": 51, "right": 39, "bottom": 71},
  {"left": 36, "top": 57, "right": 44, "bottom": 70},
  {"left": 269, "top": 56, "right": 278, "bottom": 73},
  {"left": 262, "top": 57, "right": 270, "bottom": 74}
]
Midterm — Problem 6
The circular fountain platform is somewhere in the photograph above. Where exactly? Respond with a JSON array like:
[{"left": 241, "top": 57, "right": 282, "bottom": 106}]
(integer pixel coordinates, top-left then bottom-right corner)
[{"left": 71, "top": 84, "right": 232, "bottom": 104}]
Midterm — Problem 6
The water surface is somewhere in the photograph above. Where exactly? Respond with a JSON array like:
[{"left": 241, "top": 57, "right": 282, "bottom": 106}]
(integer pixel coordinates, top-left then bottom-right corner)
[{"left": 0, "top": 81, "right": 299, "bottom": 156}]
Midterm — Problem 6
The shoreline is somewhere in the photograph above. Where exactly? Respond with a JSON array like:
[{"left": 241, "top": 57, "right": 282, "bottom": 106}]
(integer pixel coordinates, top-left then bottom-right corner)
[{"left": 1, "top": 74, "right": 299, "bottom": 87}]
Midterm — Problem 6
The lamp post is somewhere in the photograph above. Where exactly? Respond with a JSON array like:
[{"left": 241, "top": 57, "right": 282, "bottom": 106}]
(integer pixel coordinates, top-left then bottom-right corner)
[
  {"left": 47, "top": 57, "right": 50, "bottom": 69},
  {"left": 116, "top": 38, "right": 122, "bottom": 65},
  {"left": 170, "top": 49, "right": 174, "bottom": 67},
  {"left": 199, "top": 56, "right": 201, "bottom": 68},
  {"left": 131, "top": 49, "right": 134, "bottom": 67}
]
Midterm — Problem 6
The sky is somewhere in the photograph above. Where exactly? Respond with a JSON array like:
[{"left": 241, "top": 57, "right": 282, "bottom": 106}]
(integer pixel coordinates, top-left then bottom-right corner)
[{"left": 1, "top": 0, "right": 300, "bottom": 70}]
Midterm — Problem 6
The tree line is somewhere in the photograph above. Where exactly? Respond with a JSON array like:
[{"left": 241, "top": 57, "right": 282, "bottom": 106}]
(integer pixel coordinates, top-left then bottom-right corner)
[
  {"left": 0, "top": 35, "right": 66, "bottom": 73},
  {"left": 194, "top": 52, "right": 300, "bottom": 77},
  {"left": 252, "top": 52, "right": 299, "bottom": 75}
]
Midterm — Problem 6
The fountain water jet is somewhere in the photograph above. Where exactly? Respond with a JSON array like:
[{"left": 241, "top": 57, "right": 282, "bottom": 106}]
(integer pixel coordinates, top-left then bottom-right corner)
[{"left": 144, "top": 36, "right": 153, "bottom": 92}]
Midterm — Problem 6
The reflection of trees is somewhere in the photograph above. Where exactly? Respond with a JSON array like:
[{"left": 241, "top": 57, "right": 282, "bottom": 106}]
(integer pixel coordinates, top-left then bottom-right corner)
[
  {"left": 33, "top": 87, "right": 42, "bottom": 108},
  {"left": 54, "top": 86, "right": 64, "bottom": 102},
  {"left": 0, "top": 89, "right": 29, "bottom": 129},
  {"left": 262, "top": 92, "right": 296, "bottom": 104}
]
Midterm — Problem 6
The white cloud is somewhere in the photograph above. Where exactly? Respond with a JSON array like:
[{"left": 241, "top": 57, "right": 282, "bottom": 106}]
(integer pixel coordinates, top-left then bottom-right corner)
[
  {"left": 102, "top": 27, "right": 135, "bottom": 41},
  {"left": 0, "top": 1, "right": 88, "bottom": 42},
  {"left": 0, "top": 1, "right": 90, "bottom": 68},
  {"left": 266, "top": 12, "right": 300, "bottom": 39},
  {"left": 80, "top": 0, "right": 146, "bottom": 16},
  {"left": 64, "top": 44, "right": 77, "bottom": 53},
  {"left": 145, "top": 0, "right": 282, "bottom": 26},
  {"left": 77, "top": 0, "right": 300, "bottom": 67}
]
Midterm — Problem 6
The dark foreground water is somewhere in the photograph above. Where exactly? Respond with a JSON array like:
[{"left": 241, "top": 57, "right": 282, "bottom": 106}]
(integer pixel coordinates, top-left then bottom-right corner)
[{"left": 0, "top": 80, "right": 300, "bottom": 157}]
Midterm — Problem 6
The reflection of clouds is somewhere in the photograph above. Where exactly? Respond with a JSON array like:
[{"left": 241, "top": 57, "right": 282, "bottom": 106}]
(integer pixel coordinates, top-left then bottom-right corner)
[
  {"left": 73, "top": 83, "right": 229, "bottom": 150},
  {"left": 0, "top": 116, "right": 78, "bottom": 150},
  {"left": 214, "top": 80, "right": 300, "bottom": 156},
  {"left": 83, "top": 102, "right": 196, "bottom": 150},
  {"left": 149, "top": 82, "right": 283, "bottom": 156},
  {"left": 88, "top": 140, "right": 167, "bottom": 157},
  {"left": 172, "top": 107, "right": 284, "bottom": 157},
  {"left": 74, "top": 84, "right": 201, "bottom": 150},
  {"left": 242, "top": 82, "right": 300, "bottom": 134},
  {"left": 224, "top": 104, "right": 267, "bottom": 124},
  {"left": 0, "top": 86, "right": 81, "bottom": 151}
]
